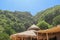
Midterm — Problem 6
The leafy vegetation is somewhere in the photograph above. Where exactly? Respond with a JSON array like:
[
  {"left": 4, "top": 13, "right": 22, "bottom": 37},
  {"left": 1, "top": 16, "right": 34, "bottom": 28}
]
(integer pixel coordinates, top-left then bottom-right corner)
[
  {"left": 0, "top": 33, "right": 10, "bottom": 40},
  {"left": 0, "top": 10, "right": 35, "bottom": 40},
  {"left": 0, "top": 5, "right": 60, "bottom": 40},
  {"left": 36, "top": 5, "right": 60, "bottom": 29},
  {"left": 52, "top": 15, "right": 60, "bottom": 26},
  {"left": 37, "top": 21, "right": 52, "bottom": 30}
]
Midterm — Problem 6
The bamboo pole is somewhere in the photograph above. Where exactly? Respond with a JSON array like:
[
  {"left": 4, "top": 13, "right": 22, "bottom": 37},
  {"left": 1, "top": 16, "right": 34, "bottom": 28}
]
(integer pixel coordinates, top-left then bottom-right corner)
[
  {"left": 22, "top": 36, "right": 23, "bottom": 40},
  {"left": 15, "top": 36, "right": 16, "bottom": 40},
  {"left": 31, "top": 36, "right": 32, "bottom": 40},
  {"left": 24, "top": 37, "right": 25, "bottom": 40},
  {"left": 37, "top": 32, "right": 38, "bottom": 40},
  {"left": 46, "top": 33, "right": 49, "bottom": 40}
]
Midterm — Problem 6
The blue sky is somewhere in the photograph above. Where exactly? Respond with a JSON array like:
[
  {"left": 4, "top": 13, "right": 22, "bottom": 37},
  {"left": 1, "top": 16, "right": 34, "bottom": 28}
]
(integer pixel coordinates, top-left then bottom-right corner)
[{"left": 0, "top": 0, "right": 60, "bottom": 15}]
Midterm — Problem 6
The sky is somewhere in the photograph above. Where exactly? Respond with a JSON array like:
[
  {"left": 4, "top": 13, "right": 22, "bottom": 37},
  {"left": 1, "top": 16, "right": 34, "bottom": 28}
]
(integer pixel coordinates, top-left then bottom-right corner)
[{"left": 0, "top": 0, "right": 60, "bottom": 15}]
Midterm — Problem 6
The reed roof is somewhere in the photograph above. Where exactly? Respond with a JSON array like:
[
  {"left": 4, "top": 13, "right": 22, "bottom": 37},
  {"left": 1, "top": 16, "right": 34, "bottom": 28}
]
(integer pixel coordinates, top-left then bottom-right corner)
[
  {"left": 27, "top": 24, "right": 40, "bottom": 30},
  {"left": 17, "top": 30, "right": 37, "bottom": 37},
  {"left": 37, "top": 25, "right": 60, "bottom": 33}
]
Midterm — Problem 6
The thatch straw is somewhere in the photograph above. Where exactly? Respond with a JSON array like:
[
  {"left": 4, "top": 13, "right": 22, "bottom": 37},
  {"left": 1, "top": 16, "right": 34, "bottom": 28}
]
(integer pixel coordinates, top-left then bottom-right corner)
[
  {"left": 27, "top": 24, "right": 40, "bottom": 30},
  {"left": 37, "top": 25, "right": 60, "bottom": 33},
  {"left": 17, "top": 30, "right": 37, "bottom": 37}
]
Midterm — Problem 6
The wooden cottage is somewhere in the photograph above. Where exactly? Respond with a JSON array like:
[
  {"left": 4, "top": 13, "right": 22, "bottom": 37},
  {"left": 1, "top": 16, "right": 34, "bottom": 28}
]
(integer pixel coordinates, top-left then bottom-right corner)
[
  {"left": 10, "top": 25, "right": 60, "bottom": 40},
  {"left": 10, "top": 24, "right": 40, "bottom": 40},
  {"left": 36, "top": 25, "right": 60, "bottom": 40}
]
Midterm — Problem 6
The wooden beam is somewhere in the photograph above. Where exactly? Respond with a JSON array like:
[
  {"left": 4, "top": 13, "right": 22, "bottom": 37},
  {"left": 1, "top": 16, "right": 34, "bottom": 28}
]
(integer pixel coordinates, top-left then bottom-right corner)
[
  {"left": 15, "top": 36, "right": 16, "bottom": 40},
  {"left": 43, "top": 39, "right": 45, "bottom": 40},
  {"left": 37, "top": 32, "right": 38, "bottom": 40},
  {"left": 23, "top": 37, "right": 25, "bottom": 40},
  {"left": 31, "top": 36, "right": 32, "bottom": 40},
  {"left": 46, "top": 33, "right": 49, "bottom": 40},
  {"left": 22, "top": 36, "right": 23, "bottom": 40}
]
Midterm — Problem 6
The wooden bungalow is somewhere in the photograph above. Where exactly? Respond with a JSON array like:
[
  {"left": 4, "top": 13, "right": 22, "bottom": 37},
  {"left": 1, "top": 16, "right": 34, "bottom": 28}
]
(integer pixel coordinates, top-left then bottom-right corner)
[
  {"left": 36, "top": 25, "right": 60, "bottom": 40},
  {"left": 10, "top": 24, "right": 40, "bottom": 40},
  {"left": 10, "top": 25, "right": 60, "bottom": 40}
]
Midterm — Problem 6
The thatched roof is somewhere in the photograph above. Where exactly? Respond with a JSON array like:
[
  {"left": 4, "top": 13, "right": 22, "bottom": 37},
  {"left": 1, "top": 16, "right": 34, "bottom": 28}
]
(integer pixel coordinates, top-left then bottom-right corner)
[
  {"left": 10, "top": 34, "right": 17, "bottom": 40},
  {"left": 10, "top": 30, "right": 37, "bottom": 38},
  {"left": 10, "top": 24, "right": 39, "bottom": 38},
  {"left": 17, "top": 30, "right": 37, "bottom": 37},
  {"left": 27, "top": 24, "right": 40, "bottom": 30},
  {"left": 36, "top": 25, "right": 60, "bottom": 33}
]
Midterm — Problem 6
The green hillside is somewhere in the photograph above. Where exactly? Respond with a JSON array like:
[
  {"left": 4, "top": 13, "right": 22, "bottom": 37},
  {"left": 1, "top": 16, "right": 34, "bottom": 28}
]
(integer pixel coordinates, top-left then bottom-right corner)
[
  {"left": 0, "top": 5, "right": 60, "bottom": 40},
  {"left": 36, "top": 5, "right": 60, "bottom": 29},
  {"left": 0, "top": 10, "right": 35, "bottom": 40}
]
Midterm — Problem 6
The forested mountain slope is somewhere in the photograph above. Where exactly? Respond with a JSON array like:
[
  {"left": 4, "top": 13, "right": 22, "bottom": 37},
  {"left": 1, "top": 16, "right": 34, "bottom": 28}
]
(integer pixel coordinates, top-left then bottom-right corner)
[
  {"left": 0, "top": 10, "right": 35, "bottom": 40},
  {"left": 0, "top": 5, "right": 60, "bottom": 40},
  {"left": 35, "top": 5, "right": 60, "bottom": 29}
]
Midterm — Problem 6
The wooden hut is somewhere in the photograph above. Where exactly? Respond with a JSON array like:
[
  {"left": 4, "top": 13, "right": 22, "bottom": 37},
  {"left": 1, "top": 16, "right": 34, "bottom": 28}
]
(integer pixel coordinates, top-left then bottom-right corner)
[
  {"left": 36, "top": 25, "right": 60, "bottom": 40},
  {"left": 10, "top": 30, "right": 37, "bottom": 40},
  {"left": 10, "top": 24, "right": 40, "bottom": 40}
]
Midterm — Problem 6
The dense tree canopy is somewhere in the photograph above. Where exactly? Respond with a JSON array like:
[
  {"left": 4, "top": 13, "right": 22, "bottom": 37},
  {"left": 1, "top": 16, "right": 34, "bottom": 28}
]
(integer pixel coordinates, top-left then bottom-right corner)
[
  {"left": 52, "top": 15, "right": 60, "bottom": 26},
  {"left": 0, "top": 5, "right": 60, "bottom": 40},
  {"left": 0, "top": 10, "right": 35, "bottom": 40},
  {"left": 0, "top": 33, "right": 10, "bottom": 40},
  {"left": 37, "top": 21, "right": 52, "bottom": 30},
  {"left": 35, "top": 5, "right": 60, "bottom": 28}
]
